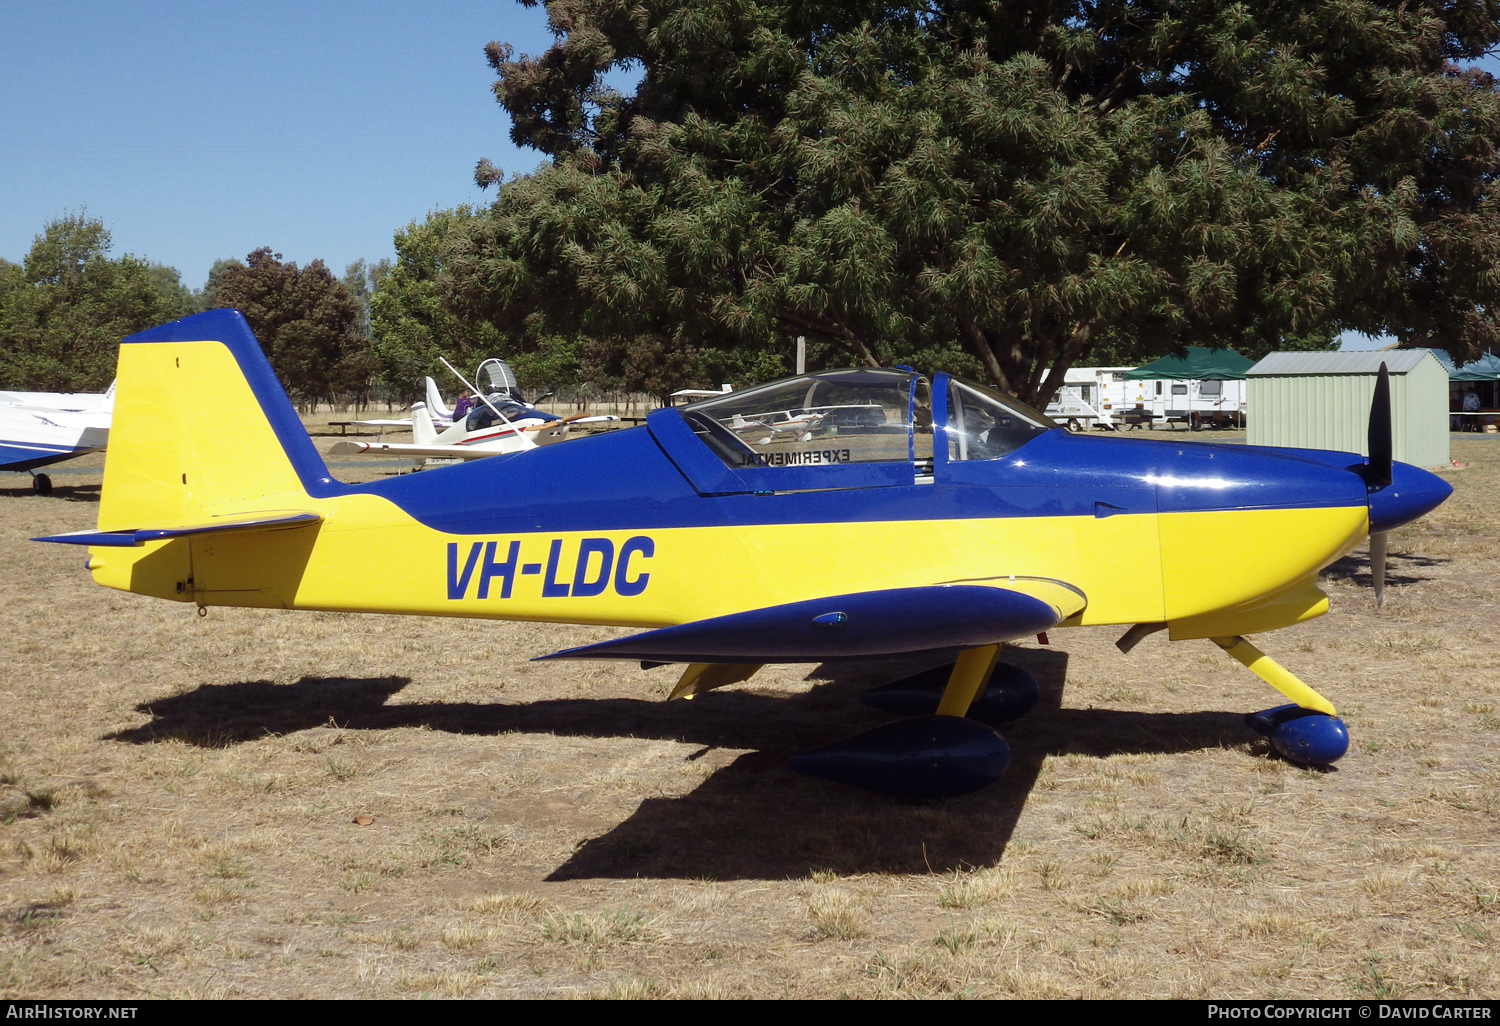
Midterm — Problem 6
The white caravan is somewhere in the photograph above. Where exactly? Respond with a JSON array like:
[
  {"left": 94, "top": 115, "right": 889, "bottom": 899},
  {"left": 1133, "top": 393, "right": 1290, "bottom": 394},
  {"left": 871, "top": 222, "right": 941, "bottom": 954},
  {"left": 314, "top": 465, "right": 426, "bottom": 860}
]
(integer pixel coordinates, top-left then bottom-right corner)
[{"left": 1046, "top": 366, "right": 1246, "bottom": 429}]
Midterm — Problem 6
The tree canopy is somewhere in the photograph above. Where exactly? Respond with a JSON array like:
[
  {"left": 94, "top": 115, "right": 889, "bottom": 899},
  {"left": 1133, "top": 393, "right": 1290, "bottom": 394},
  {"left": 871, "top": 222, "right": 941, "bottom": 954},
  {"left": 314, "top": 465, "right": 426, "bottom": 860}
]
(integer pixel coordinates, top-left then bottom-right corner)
[
  {"left": 0, "top": 213, "right": 194, "bottom": 390},
  {"left": 210, "top": 248, "right": 367, "bottom": 405},
  {"left": 369, "top": 210, "right": 514, "bottom": 400},
  {"left": 371, "top": 209, "right": 625, "bottom": 400},
  {"left": 446, "top": 0, "right": 1500, "bottom": 403}
]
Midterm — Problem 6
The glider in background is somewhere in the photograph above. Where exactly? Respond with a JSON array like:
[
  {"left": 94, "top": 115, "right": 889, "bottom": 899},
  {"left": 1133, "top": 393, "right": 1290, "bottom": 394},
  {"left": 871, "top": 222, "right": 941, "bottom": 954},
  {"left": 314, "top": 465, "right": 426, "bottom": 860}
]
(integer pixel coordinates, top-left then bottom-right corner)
[{"left": 37, "top": 311, "right": 1451, "bottom": 797}]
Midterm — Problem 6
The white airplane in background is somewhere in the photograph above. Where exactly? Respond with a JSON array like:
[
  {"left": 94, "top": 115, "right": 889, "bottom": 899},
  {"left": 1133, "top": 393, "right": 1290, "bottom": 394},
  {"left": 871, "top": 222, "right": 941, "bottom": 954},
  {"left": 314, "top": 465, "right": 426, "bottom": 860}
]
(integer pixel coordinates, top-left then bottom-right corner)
[
  {"left": 0, "top": 383, "right": 114, "bottom": 493},
  {"left": 332, "top": 357, "right": 616, "bottom": 462},
  {"left": 728, "top": 403, "right": 888, "bottom": 444},
  {"left": 329, "top": 398, "right": 564, "bottom": 461},
  {"left": 423, "top": 358, "right": 616, "bottom": 429},
  {"left": 0, "top": 382, "right": 114, "bottom": 412}
]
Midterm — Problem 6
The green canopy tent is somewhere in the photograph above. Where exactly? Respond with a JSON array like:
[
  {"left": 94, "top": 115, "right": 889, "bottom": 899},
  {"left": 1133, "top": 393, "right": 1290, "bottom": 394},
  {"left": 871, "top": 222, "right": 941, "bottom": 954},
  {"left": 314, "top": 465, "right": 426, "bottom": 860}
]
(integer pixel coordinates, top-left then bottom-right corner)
[
  {"left": 1122, "top": 347, "right": 1256, "bottom": 380},
  {"left": 1450, "top": 352, "right": 1500, "bottom": 381},
  {"left": 1452, "top": 354, "right": 1500, "bottom": 427}
]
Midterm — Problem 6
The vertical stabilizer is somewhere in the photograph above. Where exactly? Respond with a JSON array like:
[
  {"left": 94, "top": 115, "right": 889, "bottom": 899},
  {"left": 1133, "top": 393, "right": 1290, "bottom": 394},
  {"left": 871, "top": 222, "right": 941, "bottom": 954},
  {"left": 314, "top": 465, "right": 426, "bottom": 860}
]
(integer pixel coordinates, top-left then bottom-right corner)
[
  {"left": 98, "top": 310, "right": 341, "bottom": 532},
  {"left": 424, "top": 377, "right": 452, "bottom": 420}
]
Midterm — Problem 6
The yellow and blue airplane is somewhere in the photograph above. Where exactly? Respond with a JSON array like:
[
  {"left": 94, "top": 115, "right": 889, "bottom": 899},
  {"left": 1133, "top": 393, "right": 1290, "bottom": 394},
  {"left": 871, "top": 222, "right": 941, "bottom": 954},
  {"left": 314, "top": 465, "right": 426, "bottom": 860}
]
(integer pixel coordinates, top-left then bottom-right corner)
[{"left": 36, "top": 311, "right": 1452, "bottom": 797}]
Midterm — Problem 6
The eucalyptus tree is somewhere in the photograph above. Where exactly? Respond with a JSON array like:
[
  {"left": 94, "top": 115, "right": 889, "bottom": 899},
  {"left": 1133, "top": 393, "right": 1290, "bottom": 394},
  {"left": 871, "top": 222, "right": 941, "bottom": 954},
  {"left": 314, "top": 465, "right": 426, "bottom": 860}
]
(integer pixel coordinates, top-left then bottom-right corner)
[{"left": 449, "top": 0, "right": 1500, "bottom": 403}]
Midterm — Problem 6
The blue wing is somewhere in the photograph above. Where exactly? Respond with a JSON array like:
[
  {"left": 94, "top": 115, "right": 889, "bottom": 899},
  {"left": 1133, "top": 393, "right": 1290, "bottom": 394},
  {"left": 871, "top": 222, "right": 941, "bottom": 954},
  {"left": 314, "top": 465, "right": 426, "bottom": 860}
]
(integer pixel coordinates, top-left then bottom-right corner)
[{"left": 538, "top": 580, "right": 1086, "bottom": 663}]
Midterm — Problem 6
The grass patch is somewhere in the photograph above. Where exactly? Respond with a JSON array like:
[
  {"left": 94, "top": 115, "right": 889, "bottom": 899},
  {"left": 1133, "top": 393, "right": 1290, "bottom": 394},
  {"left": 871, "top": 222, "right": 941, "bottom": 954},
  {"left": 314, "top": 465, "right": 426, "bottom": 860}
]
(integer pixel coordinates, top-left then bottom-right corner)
[
  {"left": 541, "top": 909, "right": 656, "bottom": 946},
  {"left": 937, "top": 866, "right": 1017, "bottom": 909},
  {"left": 807, "top": 891, "right": 869, "bottom": 941}
]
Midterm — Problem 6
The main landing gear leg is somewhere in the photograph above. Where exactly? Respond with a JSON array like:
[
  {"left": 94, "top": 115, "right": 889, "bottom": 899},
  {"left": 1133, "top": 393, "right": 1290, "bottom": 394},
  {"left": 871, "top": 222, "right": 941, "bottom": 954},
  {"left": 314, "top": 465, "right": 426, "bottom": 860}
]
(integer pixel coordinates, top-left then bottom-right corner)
[
  {"left": 935, "top": 644, "right": 1001, "bottom": 717},
  {"left": 668, "top": 663, "right": 762, "bottom": 701},
  {"left": 1211, "top": 635, "right": 1349, "bottom": 766},
  {"left": 789, "top": 644, "right": 1013, "bottom": 799},
  {"left": 857, "top": 646, "right": 1040, "bottom": 724}
]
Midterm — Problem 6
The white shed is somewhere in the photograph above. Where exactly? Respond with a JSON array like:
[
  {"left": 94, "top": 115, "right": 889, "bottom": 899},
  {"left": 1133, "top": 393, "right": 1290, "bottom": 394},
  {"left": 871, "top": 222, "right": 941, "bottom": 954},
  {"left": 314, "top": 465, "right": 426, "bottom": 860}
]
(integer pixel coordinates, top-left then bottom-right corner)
[{"left": 1246, "top": 351, "right": 1450, "bottom": 468}]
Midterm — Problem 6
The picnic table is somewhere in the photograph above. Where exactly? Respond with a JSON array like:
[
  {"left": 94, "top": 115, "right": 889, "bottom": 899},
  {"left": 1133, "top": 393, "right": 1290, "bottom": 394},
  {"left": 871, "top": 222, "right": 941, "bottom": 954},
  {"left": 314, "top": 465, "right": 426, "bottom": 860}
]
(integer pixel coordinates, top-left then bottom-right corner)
[{"left": 1451, "top": 411, "right": 1500, "bottom": 432}]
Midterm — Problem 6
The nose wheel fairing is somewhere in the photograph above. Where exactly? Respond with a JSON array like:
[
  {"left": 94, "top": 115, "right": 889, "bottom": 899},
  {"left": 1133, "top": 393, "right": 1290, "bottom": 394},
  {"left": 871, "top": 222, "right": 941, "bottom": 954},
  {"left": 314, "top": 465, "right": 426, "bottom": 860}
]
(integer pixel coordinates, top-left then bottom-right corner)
[{"left": 1246, "top": 704, "right": 1350, "bottom": 765}]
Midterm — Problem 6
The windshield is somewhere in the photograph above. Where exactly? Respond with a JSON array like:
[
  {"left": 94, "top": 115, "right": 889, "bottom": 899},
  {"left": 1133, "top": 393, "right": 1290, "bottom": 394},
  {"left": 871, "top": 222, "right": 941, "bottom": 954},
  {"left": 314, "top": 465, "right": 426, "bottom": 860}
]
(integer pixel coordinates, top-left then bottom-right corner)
[
  {"left": 946, "top": 377, "right": 1054, "bottom": 461},
  {"left": 685, "top": 369, "right": 918, "bottom": 469}
]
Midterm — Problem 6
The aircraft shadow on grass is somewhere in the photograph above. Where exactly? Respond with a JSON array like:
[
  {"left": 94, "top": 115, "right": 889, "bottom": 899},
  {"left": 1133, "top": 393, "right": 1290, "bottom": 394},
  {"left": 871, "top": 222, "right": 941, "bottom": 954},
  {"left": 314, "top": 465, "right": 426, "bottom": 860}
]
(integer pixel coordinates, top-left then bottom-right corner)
[
  {"left": 106, "top": 648, "right": 1264, "bottom": 879},
  {"left": 1, "top": 481, "right": 99, "bottom": 503}
]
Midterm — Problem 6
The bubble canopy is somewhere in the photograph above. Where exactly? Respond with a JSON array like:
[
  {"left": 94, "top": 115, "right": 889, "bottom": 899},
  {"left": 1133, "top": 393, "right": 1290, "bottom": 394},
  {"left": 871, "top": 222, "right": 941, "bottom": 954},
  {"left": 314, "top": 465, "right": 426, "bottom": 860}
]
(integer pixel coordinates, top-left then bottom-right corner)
[{"left": 656, "top": 368, "right": 1055, "bottom": 494}]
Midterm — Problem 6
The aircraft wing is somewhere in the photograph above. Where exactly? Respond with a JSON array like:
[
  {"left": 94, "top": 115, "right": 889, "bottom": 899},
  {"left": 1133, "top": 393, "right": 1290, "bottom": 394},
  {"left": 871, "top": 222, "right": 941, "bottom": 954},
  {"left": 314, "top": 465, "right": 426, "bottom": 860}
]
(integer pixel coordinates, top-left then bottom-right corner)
[
  {"left": 539, "top": 578, "right": 1086, "bottom": 663},
  {"left": 0, "top": 404, "right": 110, "bottom": 471},
  {"left": 351, "top": 418, "right": 413, "bottom": 427},
  {"left": 325, "top": 441, "right": 499, "bottom": 461},
  {"left": 0, "top": 444, "right": 104, "bottom": 473}
]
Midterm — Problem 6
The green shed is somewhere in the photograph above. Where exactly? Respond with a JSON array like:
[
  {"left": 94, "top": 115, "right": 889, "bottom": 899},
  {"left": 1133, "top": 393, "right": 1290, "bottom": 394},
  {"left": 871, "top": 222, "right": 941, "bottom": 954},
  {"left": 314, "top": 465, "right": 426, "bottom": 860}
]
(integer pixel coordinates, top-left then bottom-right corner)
[{"left": 1246, "top": 351, "right": 1450, "bottom": 468}]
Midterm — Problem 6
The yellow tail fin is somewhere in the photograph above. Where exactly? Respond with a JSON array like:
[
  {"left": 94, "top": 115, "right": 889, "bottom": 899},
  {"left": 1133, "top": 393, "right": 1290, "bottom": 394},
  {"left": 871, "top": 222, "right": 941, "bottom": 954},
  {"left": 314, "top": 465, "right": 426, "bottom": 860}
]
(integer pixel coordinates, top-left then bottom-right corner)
[
  {"left": 69, "top": 311, "right": 339, "bottom": 606},
  {"left": 97, "top": 310, "right": 338, "bottom": 530}
]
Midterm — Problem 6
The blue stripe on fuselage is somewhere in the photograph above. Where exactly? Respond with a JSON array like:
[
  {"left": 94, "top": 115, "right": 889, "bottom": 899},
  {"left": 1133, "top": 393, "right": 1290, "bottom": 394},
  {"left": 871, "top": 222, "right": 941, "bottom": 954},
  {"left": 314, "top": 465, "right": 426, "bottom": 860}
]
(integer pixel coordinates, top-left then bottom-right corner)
[
  {"left": 354, "top": 422, "right": 1368, "bottom": 535},
  {"left": 120, "top": 312, "right": 1369, "bottom": 534}
]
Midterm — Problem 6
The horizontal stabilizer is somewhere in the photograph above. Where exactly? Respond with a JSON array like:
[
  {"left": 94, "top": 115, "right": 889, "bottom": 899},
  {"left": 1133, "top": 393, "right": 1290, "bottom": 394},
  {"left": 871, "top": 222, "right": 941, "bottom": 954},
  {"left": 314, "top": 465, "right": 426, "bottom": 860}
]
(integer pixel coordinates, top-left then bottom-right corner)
[
  {"left": 35, "top": 511, "right": 321, "bottom": 547},
  {"left": 539, "top": 581, "right": 1083, "bottom": 663},
  {"left": 326, "top": 441, "right": 497, "bottom": 461}
]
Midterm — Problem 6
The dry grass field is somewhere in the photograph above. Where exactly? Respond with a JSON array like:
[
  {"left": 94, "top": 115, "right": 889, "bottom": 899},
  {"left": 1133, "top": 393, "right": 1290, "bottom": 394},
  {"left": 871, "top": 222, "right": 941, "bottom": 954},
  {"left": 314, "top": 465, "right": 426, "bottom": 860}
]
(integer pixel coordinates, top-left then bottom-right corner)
[{"left": 1, "top": 429, "right": 1496, "bottom": 999}]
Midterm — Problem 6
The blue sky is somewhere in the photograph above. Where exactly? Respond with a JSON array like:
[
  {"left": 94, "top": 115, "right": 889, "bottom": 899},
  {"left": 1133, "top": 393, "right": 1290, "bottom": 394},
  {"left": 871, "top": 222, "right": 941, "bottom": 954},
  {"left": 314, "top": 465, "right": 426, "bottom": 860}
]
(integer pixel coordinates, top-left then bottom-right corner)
[{"left": 1, "top": 1, "right": 559, "bottom": 288}]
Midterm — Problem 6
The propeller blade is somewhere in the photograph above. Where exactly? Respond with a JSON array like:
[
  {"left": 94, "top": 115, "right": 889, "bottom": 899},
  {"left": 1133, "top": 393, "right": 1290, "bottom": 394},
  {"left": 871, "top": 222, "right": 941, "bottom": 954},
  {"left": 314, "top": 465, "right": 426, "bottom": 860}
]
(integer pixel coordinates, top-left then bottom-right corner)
[
  {"left": 1370, "top": 530, "right": 1388, "bottom": 610},
  {"left": 1366, "top": 362, "right": 1393, "bottom": 489}
]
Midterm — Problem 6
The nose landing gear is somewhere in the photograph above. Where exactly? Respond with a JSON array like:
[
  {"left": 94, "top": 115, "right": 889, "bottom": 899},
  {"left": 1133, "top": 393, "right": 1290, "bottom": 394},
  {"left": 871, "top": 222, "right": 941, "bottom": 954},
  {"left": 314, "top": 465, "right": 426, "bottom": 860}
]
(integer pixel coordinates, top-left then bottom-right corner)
[{"left": 1212, "top": 635, "right": 1349, "bottom": 766}]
